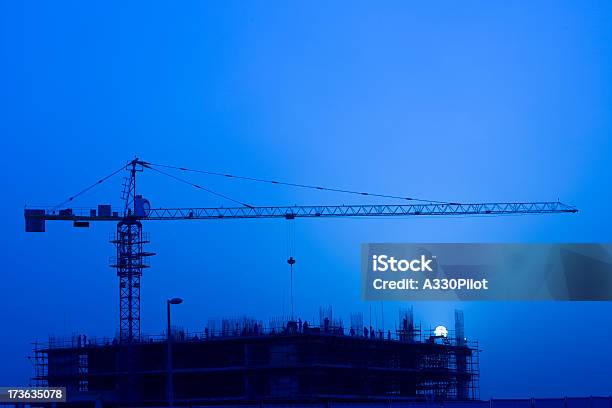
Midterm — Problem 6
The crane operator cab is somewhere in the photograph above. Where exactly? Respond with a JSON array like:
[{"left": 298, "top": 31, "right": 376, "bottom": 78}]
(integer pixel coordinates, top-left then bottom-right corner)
[{"left": 134, "top": 195, "right": 151, "bottom": 217}]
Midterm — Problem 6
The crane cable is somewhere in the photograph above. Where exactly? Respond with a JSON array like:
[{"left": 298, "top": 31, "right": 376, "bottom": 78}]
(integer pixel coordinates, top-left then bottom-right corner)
[
  {"left": 286, "top": 219, "right": 296, "bottom": 320},
  {"left": 146, "top": 165, "right": 254, "bottom": 208},
  {"left": 52, "top": 163, "right": 127, "bottom": 210},
  {"left": 49, "top": 159, "right": 459, "bottom": 211},
  {"left": 146, "top": 162, "right": 457, "bottom": 205}
]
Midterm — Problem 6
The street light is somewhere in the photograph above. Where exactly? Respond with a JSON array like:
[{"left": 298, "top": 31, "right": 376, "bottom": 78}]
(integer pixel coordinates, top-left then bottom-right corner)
[{"left": 167, "top": 297, "right": 183, "bottom": 407}]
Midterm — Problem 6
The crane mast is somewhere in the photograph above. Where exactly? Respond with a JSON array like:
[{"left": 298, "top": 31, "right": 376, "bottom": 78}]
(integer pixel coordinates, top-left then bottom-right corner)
[
  {"left": 111, "top": 159, "right": 152, "bottom": 342},
  {"left": 24, "top": 158, "right": 578, "bottom": 343}
]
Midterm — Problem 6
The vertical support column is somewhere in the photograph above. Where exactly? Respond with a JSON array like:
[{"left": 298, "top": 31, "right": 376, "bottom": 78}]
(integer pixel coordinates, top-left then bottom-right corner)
[{"left": 454, "top": 309, "right": 469, "bottom": 400}]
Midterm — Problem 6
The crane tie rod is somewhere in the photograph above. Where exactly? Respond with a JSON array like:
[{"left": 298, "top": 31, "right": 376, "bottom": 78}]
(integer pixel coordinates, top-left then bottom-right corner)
[
  {"left": 51, "top": 163, "right": 128, "bottom": 210},
  {"left": 147, "top": 162, "right": 456, "bottom": 205},
  {"left": 146, "top": 165, "right": 254, "bottom": 208}
]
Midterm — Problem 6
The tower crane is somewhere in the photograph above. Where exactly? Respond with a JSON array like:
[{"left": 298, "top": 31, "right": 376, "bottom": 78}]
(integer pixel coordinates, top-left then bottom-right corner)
[{"left": 24, "top": 158, "right": 578, "bottom": 343}]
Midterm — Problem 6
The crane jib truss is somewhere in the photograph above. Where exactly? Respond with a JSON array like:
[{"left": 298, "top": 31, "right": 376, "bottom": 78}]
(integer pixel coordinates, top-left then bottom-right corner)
[{"left": 25, "top": 201, "right": 577, "bottom": 223}]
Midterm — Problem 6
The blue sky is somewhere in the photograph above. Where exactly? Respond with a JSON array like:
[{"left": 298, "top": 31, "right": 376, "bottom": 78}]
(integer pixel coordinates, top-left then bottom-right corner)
[{"left": 1, "top": 0, "right": 612, "bottom": 398}]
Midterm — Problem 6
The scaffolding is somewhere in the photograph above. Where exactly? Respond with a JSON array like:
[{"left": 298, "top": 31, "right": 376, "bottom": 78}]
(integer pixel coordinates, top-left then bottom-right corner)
[
  {"left": 30, "top": 340, "right": 48, "bottom": 387},
  {"left": 32, "top": 308, "right": 480, "bottom": 404}
]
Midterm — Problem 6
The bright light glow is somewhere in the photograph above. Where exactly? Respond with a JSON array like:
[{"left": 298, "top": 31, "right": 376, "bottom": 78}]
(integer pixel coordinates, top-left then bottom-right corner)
[{"left": 434, "top": 325, "right": 448, "bottom": 337}]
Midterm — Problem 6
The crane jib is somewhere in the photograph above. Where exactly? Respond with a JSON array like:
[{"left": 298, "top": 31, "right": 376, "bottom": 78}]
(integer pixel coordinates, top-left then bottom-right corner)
[{"left": 24, "top": 202, "right": 577, "bottom": 232}]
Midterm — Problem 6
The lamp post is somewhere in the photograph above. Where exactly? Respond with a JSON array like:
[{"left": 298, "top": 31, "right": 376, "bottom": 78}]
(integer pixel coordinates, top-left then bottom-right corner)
[{"left": 166, "top": 297, "right": 183, "bottom": 407}]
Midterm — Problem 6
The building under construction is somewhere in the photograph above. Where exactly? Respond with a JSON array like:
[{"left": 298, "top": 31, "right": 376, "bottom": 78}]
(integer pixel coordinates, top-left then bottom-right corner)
[{"left": 32, "top": 308, "right": 479, "bottom": 407}]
